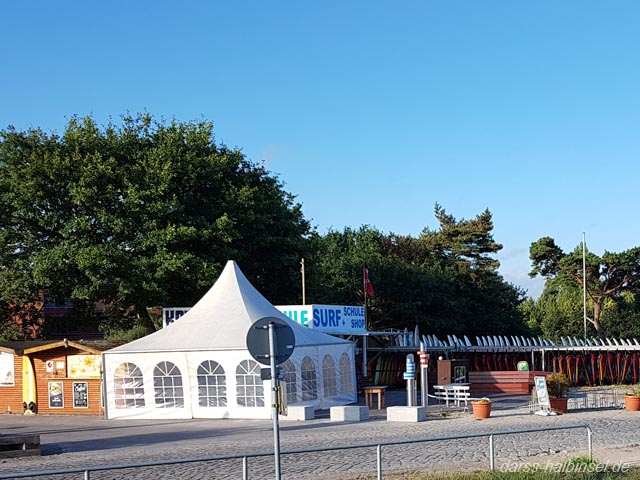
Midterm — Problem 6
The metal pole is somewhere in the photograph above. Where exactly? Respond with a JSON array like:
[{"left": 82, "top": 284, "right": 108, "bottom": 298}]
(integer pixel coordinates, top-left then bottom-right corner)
[
  {"left": 405, "top": 354, "right": 416, "bottom": 406},
  {"left": 418, "top": 344, "right": 429, "bottom": 411},
  {"left": 301, "top": 258, "right": 306, "bottom": 305},
  {"left": 489, "top": 435, "right": 495, "bottom": 471},
  {"left": 582, "top": 232, "right": 588, "bottom": 343},
  {"left": 268, "top": 322, "right": 282, "bottom": 480},
  {"left": 362, "top": 334, "right": 368, "bottom": 378},
  {"left": 376, "top": 444, "right": 382, "bottom": 480}
]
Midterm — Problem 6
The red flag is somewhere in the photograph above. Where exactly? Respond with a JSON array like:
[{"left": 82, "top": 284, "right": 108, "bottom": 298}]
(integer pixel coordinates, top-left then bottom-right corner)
[{"left": 364, "top": 268, "right": 375, "bottom": 297}]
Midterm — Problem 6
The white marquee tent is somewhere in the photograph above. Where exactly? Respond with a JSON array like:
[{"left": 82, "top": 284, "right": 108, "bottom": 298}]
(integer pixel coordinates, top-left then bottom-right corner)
[{"left": 103, "top": 261, "right": 356, "bottom": 419}]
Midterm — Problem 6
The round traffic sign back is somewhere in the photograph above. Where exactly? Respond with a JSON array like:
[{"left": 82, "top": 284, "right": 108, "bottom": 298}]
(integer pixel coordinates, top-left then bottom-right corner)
[{"left": 246, "top": 317, "right": 296, "bottom": 366}]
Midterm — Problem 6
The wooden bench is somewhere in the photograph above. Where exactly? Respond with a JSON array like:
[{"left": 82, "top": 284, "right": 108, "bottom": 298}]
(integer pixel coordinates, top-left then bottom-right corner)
[
  {"left": 0, "top": 434, "right": 41, "bottom": 458},
  {"left": 469, "top": 371, "right": 550, "bottom": 394}
]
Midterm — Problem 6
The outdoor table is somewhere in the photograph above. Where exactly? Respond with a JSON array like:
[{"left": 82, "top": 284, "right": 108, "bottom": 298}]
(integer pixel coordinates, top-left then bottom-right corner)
[{"left": 363, "top": 385, "right": 387, "bottom": 409}]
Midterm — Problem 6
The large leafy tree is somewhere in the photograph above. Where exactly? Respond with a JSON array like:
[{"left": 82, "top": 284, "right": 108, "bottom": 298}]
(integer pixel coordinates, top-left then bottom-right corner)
[
  {"left": 0, "top": 114, "right": 309, "bottom": 335},
  {"left": 529, "top": 237, "right": 640, "bottom": 336}
]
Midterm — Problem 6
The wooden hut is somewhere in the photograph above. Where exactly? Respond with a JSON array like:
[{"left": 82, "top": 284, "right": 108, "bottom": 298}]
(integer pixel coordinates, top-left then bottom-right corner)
[{"left": 0, "top": 340, "right": 112, "bottom": 415}]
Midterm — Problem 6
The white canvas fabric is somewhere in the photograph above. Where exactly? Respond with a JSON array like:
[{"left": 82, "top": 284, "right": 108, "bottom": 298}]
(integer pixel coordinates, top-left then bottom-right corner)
[{"left": 103, "top": 261, "right": 356, "bottom": 419}]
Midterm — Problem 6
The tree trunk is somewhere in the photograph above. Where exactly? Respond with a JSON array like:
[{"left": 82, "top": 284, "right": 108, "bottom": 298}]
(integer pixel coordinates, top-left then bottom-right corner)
[
  {"left": 135, "top": 304, "right": 157, "bottom": 334},
  {"left": 592, "top": 301, "right": 604, "bottom": 338}
]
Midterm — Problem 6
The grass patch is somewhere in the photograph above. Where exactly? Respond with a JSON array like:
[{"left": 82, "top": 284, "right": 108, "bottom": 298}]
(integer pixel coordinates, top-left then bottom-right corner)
[{"left": 408, "top": 457, "right": 638, "bottom": 479}]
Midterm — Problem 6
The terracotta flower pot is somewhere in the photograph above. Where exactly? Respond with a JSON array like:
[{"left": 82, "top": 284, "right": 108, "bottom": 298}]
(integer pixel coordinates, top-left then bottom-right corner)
[
  {"left": 624, "top": 395, "right": 640, "bottom": 411},
  {"left": 471, "top": 400, "right": 492, "bottom": 419},
  {"left": 549, "top": 397, "right": 568, "bottom": 413}
]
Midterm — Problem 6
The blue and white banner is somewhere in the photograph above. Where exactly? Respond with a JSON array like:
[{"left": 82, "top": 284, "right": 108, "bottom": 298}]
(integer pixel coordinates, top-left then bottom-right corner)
[{"left": 275, "top": 305, "right": 367, "bottom": 334}]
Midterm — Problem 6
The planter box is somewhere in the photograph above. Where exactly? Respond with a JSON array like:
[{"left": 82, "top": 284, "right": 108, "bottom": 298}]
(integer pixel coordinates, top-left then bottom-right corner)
[
  {"left": 549, "top": 397, "right": 568, "bottom": 413},
  {"left": 624, "top": 395, "right": 640, "bottom": 411}
]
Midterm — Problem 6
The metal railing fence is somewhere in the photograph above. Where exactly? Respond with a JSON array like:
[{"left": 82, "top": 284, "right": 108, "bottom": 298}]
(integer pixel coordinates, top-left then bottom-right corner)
[{"left": 0, "top": 424, "right": 592, "bottom": 480}]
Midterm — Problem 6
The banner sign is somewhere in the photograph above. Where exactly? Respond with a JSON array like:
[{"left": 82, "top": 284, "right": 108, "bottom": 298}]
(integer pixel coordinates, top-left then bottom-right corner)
[
  {"left": 161, "top": 304, "right": 368, "bottom": 334},
  {"left": 0, "top": 353, "right": 15, "bottom": 386},
  {"left": 68, "top": 355, "right": 102, "bottom": 379},
  {"left": 163, "top": 308, "right": 191, "bottom": 328},
  {"left": 275, "top": 305, "right": 367, "bottom": 334}
]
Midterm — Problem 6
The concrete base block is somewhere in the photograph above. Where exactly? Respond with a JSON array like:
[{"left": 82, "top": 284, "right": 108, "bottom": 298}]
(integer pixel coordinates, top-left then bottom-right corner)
[
  {"left": 280, "top": 405, "right": 314, "bottom": 421},
  {"left": 386, "top": 406, "right": 426, "bottom": 422},
  {"left": 330, "top": 405, "right": 369, "bottom": 422}
]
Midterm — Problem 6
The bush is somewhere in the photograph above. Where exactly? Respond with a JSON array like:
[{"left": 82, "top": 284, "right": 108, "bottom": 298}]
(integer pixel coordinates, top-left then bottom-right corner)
[{"left": 546, "top": 373, "right": 570, "bottom": 398}]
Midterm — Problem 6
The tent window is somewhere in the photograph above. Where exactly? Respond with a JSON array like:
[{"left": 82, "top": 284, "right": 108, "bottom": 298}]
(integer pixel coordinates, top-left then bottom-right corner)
[
  {"left": 114, "top": 362, "right": 145, "bottom": 409},
  {"left": 301, "top": 356, "right": 317, "bottom": 401},
  {"left": 281, "top": 360, "right": 297, "bottom": 404},
  {"left": 322, "top": 355, "right": 337, "bottom": 397},
  {"left": 236, "top": 359, "right": 264, "bottom": 407},
  {"left": 339, "top": 353, "right": 353, "bottom": 394},
  {"left": 153, "top": 361, "right": 184, "bottom": 408},
  {"left": 197, "top": 360, "right": 227, "bottom": 407}
]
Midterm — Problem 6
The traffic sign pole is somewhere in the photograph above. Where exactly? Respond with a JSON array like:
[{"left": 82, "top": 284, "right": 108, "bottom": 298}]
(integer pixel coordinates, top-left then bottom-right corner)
[
  {"left": 268, "top": 321, "right": 282, "bottom": 480},
  {"left": 246, "top": 316, "right": 295, "bottom": 480}
]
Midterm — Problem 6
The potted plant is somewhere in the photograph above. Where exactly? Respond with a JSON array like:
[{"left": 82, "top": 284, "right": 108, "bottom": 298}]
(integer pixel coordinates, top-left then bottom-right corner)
[
  {"left": 546, "top": 373, "right": 570, "bottom": 413},
  {"left": 623, "top": 386, "right": 640, "bottom": 411},
  {"left": 470, "top": 397, "right": 492, "bottom": 419}
]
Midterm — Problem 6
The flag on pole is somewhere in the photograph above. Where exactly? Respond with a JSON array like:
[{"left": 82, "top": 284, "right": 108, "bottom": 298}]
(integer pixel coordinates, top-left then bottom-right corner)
[{"left": 364, "top": 268, "right": 375, "bottom": 297}]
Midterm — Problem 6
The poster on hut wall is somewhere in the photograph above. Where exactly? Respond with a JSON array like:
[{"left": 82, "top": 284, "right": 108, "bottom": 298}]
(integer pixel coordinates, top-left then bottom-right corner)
[
  {"left": 67, "top": 355, "right": 102, "bottom": 379},
  {"left": 48, "top": 382, "right": 64, "bottom": 408},
  {"left": 73, "top": 382, "right": 89, "bottom": 408},
  {"left": 0, "top": 353, "right": 15, "bottom": 386}
]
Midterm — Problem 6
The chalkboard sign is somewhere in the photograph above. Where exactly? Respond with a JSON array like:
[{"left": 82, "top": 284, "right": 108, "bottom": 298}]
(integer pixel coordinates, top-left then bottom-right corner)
[{"left": 73, "top": 382, "right": 89, "bottom": 408}]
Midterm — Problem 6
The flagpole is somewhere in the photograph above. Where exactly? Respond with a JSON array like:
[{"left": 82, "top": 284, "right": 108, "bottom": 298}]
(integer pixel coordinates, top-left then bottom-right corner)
[
  {"left": 582, "top": 233, "right": 587, "bottom": 343},
  {"left": 362, "top": 265, "right": 368, "bottom": 378}
]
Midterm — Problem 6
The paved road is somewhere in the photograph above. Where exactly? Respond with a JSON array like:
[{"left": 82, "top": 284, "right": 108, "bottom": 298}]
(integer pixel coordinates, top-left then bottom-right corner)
[{"left": 1, "top": 392, "right": 639, "bottom": 479}]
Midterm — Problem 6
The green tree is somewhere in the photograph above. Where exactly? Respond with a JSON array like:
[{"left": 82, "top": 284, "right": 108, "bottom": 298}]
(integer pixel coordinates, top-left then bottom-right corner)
[
  {"left": 525, "top": 277, "right": 586, "bottom": 340},
  {"left": 529, "top": 237, "right": 640, "bottom": 336},
  {"left": 418, "top": 203, "right": 503, "bottom": 272},
  {"left": 307, "top": 205, "right": 526, "bottom": 337},
  {"left": 0, "top": 114, "right": 309, "bottom": 334}
]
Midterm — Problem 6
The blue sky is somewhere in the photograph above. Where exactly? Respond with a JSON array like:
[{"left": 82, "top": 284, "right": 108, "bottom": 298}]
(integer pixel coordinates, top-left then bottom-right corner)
[{"left": 3, "top": 1, "right": 640, "bottom": 298}]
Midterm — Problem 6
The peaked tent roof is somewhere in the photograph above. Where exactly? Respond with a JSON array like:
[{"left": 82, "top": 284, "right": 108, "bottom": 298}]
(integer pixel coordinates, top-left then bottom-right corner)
[{"left": 108, "top": 260, "right": 350, "bottom": 353}]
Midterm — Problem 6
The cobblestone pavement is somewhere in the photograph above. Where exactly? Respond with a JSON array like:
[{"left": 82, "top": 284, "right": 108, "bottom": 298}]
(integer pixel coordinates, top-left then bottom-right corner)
[{"left": 1, "top": 392, "right": 639, "bottom": 479}]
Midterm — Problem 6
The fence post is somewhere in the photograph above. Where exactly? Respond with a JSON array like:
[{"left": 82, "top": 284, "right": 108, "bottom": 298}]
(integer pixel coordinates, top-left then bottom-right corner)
[
  {"left": 489, "top": 435, "right": 495, "bottom": 471},
  {"left": 377, "top": 444, "right": 382, "bottom": 480}
]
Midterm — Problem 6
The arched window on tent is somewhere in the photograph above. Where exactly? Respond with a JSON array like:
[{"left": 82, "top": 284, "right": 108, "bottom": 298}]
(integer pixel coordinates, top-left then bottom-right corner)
[
  {"left": 301, "top": 356, "right": 317, "bottom": 401},
  {"left": 281, "top": 359, "right": 297, "bottom": 404},
  {"left": 339, "top": 352, "right": 353, "bottom": 394},
  {"left": 114, "top": 362, "right": 145, "bottom": 409},
  {"left": 322, "top": 354, "right": 337, "bottom": 397},
  {"left": 236, "top": 359, "right": 264, "bottom": 407},
  {"left": 153, "top": 361, "right": 184, "bottom": 408},
  {"left": 197, "top": 360, "right": 227, "bottom": 407}
]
